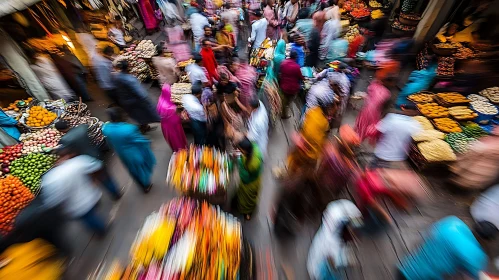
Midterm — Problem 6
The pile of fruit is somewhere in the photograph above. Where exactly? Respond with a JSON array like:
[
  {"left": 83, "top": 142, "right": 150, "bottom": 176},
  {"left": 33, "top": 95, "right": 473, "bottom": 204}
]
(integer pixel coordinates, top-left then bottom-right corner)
[
  {"left": 417, "top": 139, "right": 456, "bottom": 162},
  {"left": 479, "top": 87, "right": 499, "bottom": 103},
  {"left": 2, "top": 98, "right": 32, "bottom": 112},
  {"left": 24, "top": 106, "right": 58, "bottom": 128},
  {"left": 408, "top": 92, "right": 433, "bottom": 103},
  {"left": 413, "top": 116, "right": 434, "bottom": 130},
  {"left": 19, "top": 128, "right": 62, "bottom": 155},
  {"left": 0, "top": 175, "right": 34, "bottom": 235},
  {"left": 114, "top": 198, "right": 243, "bottom": 279},
  {"left": 369, "top": 0, "right": 382, "bottom": 8},
  {"left": 436, "top": 92, "right": 469, "bottom": 105},
  {"left": 417, "top": 103, "right": 449, "bottom": 118},
  {"left": 448, "top": 106, "right": 478, "bottom": 120},
  {"left": 0, "top": 144, "right": 23, "bottom": 175},
  {"left": 445, "top": 132, "right": 476, "bottom": 154},
  {"left": 371, "top": 9, "right": 384, "bottom": 19},
  {"left": 10, "top": 153, "right": 57, "bottom": 193},
  {"left": 167, "top": 145, "right": 231, "bottom": 196},
  {"left": 351, "top": 7, "right": 370, "bottom": 18},
  {"left": 433, "top": 118, "right": 462, "bottom": 133},
  {"left": 343, "top": 25, "right": 360, "bottom": 43}
]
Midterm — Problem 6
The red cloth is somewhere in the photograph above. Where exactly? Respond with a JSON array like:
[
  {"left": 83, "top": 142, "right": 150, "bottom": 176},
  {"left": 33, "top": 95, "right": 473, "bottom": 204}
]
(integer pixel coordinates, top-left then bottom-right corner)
[
  {"left": 200, "top": 47, "right": 219, "bottom": 82},
  {"left": 355, "top": 169, "right": 409, "bottom": 211},
  {"left": 138, "top": 0, "right": 159, "bottom": 31},
  {"left": 279, "top": 59, "right": 304, "bottom": 95}
]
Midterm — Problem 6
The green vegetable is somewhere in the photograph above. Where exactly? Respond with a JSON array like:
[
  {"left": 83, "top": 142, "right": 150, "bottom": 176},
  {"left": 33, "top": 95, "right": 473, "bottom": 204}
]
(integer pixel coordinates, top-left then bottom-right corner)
[
  {"left": 10, "top": 153, "right": 56, "bottom": 193},
  {"left": 445, "top": 132, "right": 475, "bottom": 153}
]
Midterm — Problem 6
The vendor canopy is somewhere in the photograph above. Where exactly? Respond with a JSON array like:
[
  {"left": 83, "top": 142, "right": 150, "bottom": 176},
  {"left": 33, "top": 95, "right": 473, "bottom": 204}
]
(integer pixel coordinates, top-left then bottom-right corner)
[{"left": 0, "top": 0, "right": 42, "bottom": 18}]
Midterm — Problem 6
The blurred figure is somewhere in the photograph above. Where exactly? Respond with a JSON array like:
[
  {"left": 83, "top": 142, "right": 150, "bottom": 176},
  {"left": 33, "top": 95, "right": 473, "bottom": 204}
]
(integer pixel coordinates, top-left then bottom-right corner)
[
  {"left": 450, "top": 127, "right": 499, "bottom": 190},
  {"left": 471, "top": 184, "right": 499, "bottom": 240},
  {"left": 279, "top": 50, "right": 304, "bottom": 118},
  {"left": 355, "top": 61, "right": 400, "bottom": 142},
  {"left": 221, "top": 3, "right": 240, "bottom": 41},
  {"left": 51, "top": 45, "right": 92, "bottom": 101},
  {"left": 186, "top": 54, "right": 210, "bottom": 87},
  {"left": 307, "top": 200, "right": 362, "bottom": 280},
  {"left": 263, "top": 0, "right": 279, "bottom": 40},
  {"left": 25, "top": 48, "right": 76, "bottom": 102},
  {"left": 157, "top": 0, "right": 183, "bottom": 25},
  {"left": 305, "top": 74, "right": 340, "bottom": 115},
  {"left": 41, "top": 149, "right": 109, "bottom": 235},
  {"left": 370, "top": 109, "right": 422, "bottom": 168},
  {"left": 182, "top": 83, "right": 207, "bottom": 145},
  {"left": 229, "top": 58, "right": 258, "bottom": 107},
  {"left": 200, "top": 38, "right": 220, "bottom": 82},
  {"left": 235, "top": 136, "right": 264, "bottom": 220},
  {"left": 102, "top": 108, "right": 156, "bottom": 193},
  {"left": 293, "top": 8, "right": 314, "bottom": 42},
  {"left": 107, "top": 18, "right": 126, "bottom": 49},
  {"left": 306, "top": 11, "right": 324, "bottom": 67},
  {"left": 246, "top": 95, "right": 269, "bottom": 158},
  {"left": 283, "top": 0, "right": 299, "bottom": 30},
  {"left": 190, "top": 6, "right": 210, "bottom": 50},
  {"left": 314, "top": 66, "right": 351, "bottom": 118},
  {"left": 272, "top": 39, "right": 286, "bottom": 77},
  {"left": 156, "top": 84, "right": 187, "bottom": 152},
  {"left": 92, "top": 46, "right": 117, "bottom": 104},
  {"left": 151, "top": 44, "right": 179, "bottom": 86},
  {"left": 290, "top": 34, "right": 306, "bottom": 67},
  {"left": 113, "top": 60, "right": 160, "bottom": 133},
  {"left": 248, "top": 10, "right": 268, "bottom": 52},
  {"left": 216, "top": 72, "right": 241, "bottom": 110},
  {"left": 216, "top": 24, "right": 236, "bottom": 51},
  {"left": 397, "top": 216, "right": 487, "bottom": 280},
  {"left": 319, "top": 8, "right": 341, "bottom": 62},
  {"left": 204, "top": 94, "right": 225, "bottom": 149},
  {"left": 55, "top": 120, "right": 122, "bottom": 200},
  {"left": 0, "top": 109, "right": 20, "bottom": 145}
]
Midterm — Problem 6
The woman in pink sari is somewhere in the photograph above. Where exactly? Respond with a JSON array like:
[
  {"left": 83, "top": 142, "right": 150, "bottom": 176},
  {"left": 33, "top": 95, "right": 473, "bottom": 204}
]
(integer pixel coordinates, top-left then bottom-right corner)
[
  {"left": 354, "top": 61, "right": 400, "bottom": 142},
  {"left": 138, "top": 0, "right": 159, "bottom": 34},
  {"left": 157, "top": 84, "right": 187, "bottom": 151}
]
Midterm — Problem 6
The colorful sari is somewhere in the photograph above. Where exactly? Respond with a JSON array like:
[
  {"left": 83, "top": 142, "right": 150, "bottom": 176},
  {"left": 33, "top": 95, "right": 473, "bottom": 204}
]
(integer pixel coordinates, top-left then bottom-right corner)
[
  {"left": 157, "top": 84, "right": 187, "bottom": 152},
  {"left": 237, "top": 143, "right": 264, "bottom": 214},
  {"left": 138, "top": 0, "right": 159, "bottom": 32},
  {"left": 272, "top": 40, "right": 286, "bottom": 77},
  {"left": 102, "top": 122, "right": 156, "bottom": 189},
  {"left": 354, "top": 80, "right": 391, "bottom": 142},
  {"left": 234, "top": 63, "right": 257, "bottom": 107}
]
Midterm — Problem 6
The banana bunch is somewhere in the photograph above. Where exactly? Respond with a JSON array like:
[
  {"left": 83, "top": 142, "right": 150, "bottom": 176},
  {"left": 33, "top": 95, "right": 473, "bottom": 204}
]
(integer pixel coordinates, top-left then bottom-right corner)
[{"left": 0, "top": 239, "right": 63, "bottom": 280}]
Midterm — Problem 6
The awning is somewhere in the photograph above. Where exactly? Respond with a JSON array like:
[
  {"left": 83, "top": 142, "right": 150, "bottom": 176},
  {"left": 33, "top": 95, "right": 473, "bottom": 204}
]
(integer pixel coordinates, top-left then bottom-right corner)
[{"left": 0, "top": 0, "right": 43, "bottom": 18}]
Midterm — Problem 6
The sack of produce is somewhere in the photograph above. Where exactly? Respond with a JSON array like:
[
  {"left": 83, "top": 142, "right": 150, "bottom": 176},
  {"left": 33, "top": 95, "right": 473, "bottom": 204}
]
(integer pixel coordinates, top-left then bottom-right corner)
[
  {"left": 417, "top": 139, "right": 456, "bottom": 162},
  {"left": 412, "top": 130, "right": 445, "bottom": 142}
]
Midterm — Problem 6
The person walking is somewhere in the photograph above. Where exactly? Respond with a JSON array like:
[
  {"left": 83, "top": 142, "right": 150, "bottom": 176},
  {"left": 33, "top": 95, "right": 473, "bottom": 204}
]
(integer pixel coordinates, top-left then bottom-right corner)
[
  {"left": 151, "top": 45, "right": 179, "bottom": 87},
  {"left": 182, "top": 83, "right": 207, "bottom": 145},
  {"left": 186, "top": 54, "right": 210, "bottom": 87},
  {"left": 272, "top": 39, "right": 286, "bottom": 77},
  {"left": 263, "top": 0, "right": 279, "bottom": 40},
  {"left": 246, "top": 95, "right": 269, "bottom": 158},
  {"left": 235, "top": 136, "right": 264, "bottom": 220},
  {"left": 102, "top": 108, "right": 156, "bottom": 193},
  {"left": 113, "top": 60, "right": 160, "bottom": 133},
  {"left": 190, "top": 7, "right": 210, "bottom": 50},
  {"left": 199, "top": 38, "right": 220, "bottom": 83},
  {"left": 248, "top": 10, "right": 268, "bottom": 53},
  {"left": 156, "top": 84, "right": 187, "bottom": 152},
  {"left": 279, "top": 50, "right": 304, "bottom": 118},
  {"left": 92, "top": 46, "right": 117, "bottom": 104}
]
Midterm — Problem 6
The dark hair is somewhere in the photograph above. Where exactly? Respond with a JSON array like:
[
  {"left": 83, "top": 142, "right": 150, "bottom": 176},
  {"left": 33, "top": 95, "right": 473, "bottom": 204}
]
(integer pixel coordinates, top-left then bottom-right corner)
[
  {"left": 237, "top": 137, "right": 253, "bottom": 156},
  {"left": 219, "top": 72, "right": 229, "bottom": 81},
  {"left": 224, "top": 2, "right": 231, "bottom": 9},
  {"left": 249, "top": 95, "right": 260, "bottom": 109},
  {"left": 103, "top": 46, "right": 115, "bottom": 56},
  {"left": 107, "top": 107, "right": 126, "bottom": 122},
  {"left": 192, "top": 82, "right": 203, "bottom": 95},
  {"left": 253, "top": 10, "right": 263, "bottom": 17},
  {"left": 54, "top": 120, "right": 70, "bottom": 131},
  {"left": 203, "top": 24, "right": 211, "bottom": 30},
  {"left": 298, "top": 8, "right": 309, "bottom": 19},
  {"left": 201, "top": 38, "right": 210, "bottom": 46},
  {"left": 156, "top": 42, "right": 165, "bottom": 55},
  {"left": 289, "top": 49, "right": 298, "bottom": 60},
  {"left": 116, "top": 60, "right": 129, "bottom": 72},
  {"left": 114, "top": 15, "right": 122, "bottom": 21},
  {"left": 475, "top": 221, "right": 499, "bottom": 240},
  {"left": 193, "top": 53, "right": 203, "bottom": 63}
]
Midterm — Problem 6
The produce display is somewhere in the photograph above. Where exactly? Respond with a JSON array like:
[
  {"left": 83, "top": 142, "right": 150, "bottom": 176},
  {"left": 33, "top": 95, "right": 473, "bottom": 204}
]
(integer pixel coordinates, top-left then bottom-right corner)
[
  {"left": 0, "top": 175, "right": 34, "bottom": 235},
  {"left": 417, "top": 139, "right": 456, "bottom": 162},
  {"left": 412, "top": 116, "right": 434, "bottom": 130},
  {"left": 470, "top": 101, "right": 498, "bottom": 115},
  {"left": 407, "top": 92, "right": 433, "bottom": 103},
  {"left": 351, "top": 7, "right": 370, "bottom": 18},
  {"left": 400, "top": 13, "right": 421, "bottom": 21},
  {"left": 369, "top": 0, "right": 382, "bottom": 8},
  {"left": 392, "top": 19, "right": 416, "bottom": 32},
  {"left": 24, "top": 105, "right": 58, "bottom": 128},
  {"left": 436, "top": 92, "right": 469, "bottom": 105},
  {"left": 107, "top": 198, "right": 244, "bottom": 280},
  {"left": 412, "top": 130, "right": 445, "bottom": 142},
  {"left": 467, "top": 94, "right": 488, "bottom": 103},
  {"left": 2, "top": 98, "right": 32, "bottom": 112},
  {"left": 417, "top": 103, "right": 449, "bottom": 118},
  {"left": 10, "top": 153, "right": 57, "bottom": 193},
  {"left": 434, "top": 42, "right": 460, "bottom": 49},
  {"left": 448, "top": 106, "right": 478, "bottom": 120},
  {"left": 462, "top": 122, "right": 487, "bottom": 139},
  {"left": 432, "top": 118, "right": 462, "bottom": 133},
  {"left": 445, "top": 132, "right": 475, "bottom": 154},
  {"left": 61, "top": 103, "right": 105, "bottom": 146},
  {"left": 171, "top": 83, "right": 192, "bottom": 104},
  {"left": 0, "top": 144, "right": 23, "bottom": 175},
  {"left": 19, "top": 128, "right": 62, "bottom": 154},
  {"left": 371, "top": 9, "right": 384, "bottom": 19},
  {"left": 454, "top": 47, "right": 475, "bottom": 59},
  {"left": 437, "top": 57, "right": 455, "bottom": 76},
  {"left": 167, "top": 145, "right": 231, "bottom": 197},
  {"left": 479, "top": 87, "right": 499, "bottom": 103},
  {"left": 116, "top": 41, "right": 156, "bottom": 82},
  {"left": 134, "top": 40, "right": 156, "bottom": 58},
  {"left": 343, "top": 25, "right": 360, "bottom": 43}
]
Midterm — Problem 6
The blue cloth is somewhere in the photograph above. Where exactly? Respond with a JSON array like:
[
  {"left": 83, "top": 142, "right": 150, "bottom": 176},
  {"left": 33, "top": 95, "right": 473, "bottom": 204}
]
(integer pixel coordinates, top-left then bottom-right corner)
[
  {"left": 0, "top": 109, "right": 20, "bottom": 141},
  {"left": 291, "top": 43, "right": 305, "bottom": 67},
  {"left": 102, "top": 122, "right": 156, "bottom": 188},
  {"left": 79, "top": 206, "right": 106, "bottom": 235},
  {"left": 112, "top": 72, "right": 160, "bottom": 125},
  {"left": 396, "top": 64, "right": 437, "bottom": 107},
  {"left": 399, "top": 216, "right": 487, "bottom": 280},
  {"left": 92, "top": 55, "right": 115, "bottom": 90},
  {"left": 327, "top": 39, "right": 348, "bottom": 62},
  {"left": 317, "top": 260, "right": 338, "bottom": 280}
]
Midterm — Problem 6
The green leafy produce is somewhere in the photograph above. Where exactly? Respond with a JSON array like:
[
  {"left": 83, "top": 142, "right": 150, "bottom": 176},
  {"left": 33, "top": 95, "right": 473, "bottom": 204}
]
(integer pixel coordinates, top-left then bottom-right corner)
[
  {"left": 445, "top": 132, "right": 475, "bottom": 153},
  {"left": 462, "top": 122, "right": 487, "bottom": 139},
  {"left": 10, "top": 153, "right": 56, "bottom": 193}
]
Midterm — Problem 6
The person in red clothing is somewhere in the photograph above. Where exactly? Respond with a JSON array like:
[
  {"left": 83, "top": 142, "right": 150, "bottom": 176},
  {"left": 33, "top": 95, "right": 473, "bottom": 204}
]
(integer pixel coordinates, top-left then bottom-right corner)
[
  {"left": 279, "top": 50, "right": 304, "bottom": 119},
  {"left": 199, "top": 38, "right": 220, "bottom": 83}
]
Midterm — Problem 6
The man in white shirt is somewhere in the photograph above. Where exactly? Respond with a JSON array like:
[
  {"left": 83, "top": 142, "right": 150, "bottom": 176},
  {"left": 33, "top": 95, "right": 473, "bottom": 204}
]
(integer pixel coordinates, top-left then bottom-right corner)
[
  {"left": 246, "top": 96, "right": 269, "bottom": 159},
  {"left": 182, "top": 83, "right": 207, "bottom": 144},
  {"left": 190, "top": 9, "right": 210, "bottom": 50},
  {"left": 373, "top": 110, "right": 422, "bottom": 167},
  {"left": 185, "top": 54, "right": 209, "bottom": 87},
  {"left": 471, "top": 185, "right": 499, "bottom": 240},
  {"left": 248, "top": 10, "right": 268, "bottom": 52}
]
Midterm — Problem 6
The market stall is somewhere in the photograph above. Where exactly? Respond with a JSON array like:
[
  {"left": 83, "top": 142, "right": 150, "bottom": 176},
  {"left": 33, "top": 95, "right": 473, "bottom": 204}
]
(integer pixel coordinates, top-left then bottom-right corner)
[
  {"left": 102, "top": 197, "right": 253, "bottom": 279},
  {"left": 115, "top": 40, "right": 157, "bottom": 82}
]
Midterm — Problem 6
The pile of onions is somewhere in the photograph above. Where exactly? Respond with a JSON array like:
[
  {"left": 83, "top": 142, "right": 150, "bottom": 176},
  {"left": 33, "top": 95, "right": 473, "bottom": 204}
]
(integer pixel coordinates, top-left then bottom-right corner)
[{"left": 19, "top": 128, "right": 62, "bottom": 154}]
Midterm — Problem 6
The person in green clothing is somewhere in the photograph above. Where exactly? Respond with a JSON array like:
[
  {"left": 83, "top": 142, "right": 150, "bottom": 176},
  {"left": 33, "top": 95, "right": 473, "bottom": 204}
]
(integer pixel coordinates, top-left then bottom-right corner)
[
  {"left": 272, "top": 39, "right": 287, "bottom": 77},
  {"left": 236, "top": 136, "right": 264, "bottom": 220}
]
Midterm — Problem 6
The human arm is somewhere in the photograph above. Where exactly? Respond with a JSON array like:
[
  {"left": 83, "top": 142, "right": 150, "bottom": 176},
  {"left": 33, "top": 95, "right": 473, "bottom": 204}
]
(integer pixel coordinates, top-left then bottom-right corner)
[
  {"left": 249, "top": 22, "right": 257, "bottom": 43},
  {"left": 0, "top": 110, "right": 18, "bottom": 127}
]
